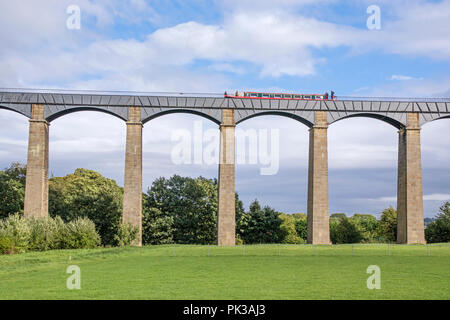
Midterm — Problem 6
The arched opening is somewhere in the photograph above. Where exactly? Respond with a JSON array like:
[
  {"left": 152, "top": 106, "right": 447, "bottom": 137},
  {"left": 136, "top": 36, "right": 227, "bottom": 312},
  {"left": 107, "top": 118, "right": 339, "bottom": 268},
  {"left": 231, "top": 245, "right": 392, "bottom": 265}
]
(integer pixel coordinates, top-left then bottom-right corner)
[
  {"left": 235, "top": 114, "right": 310, "bottom": 215},
  {"left": 0, "top": 108, "right": 29, "bottom": 170},
  {"left": 421, "top": 117, "right": 450, "bottom": 219},
  {"left": 330, "top": 113, "right": 404, "bottom": 130},
  {"left": 46, "top": 107, "right": 127, "bottom": 123},
  {"left": 142, "top": 112, "right": 220, "bottom": 244},
  {"left": 328, "top": 117, "right": 398, "bottom": 220},
  {"left": 236, "top": 111, "right": 314, "bottom": 128},
  {"left": 48, "top": 110, "right": 126, "bottom": 183},
  {"left": 142, "top": 109, "right": 221, "bottom": 126}
]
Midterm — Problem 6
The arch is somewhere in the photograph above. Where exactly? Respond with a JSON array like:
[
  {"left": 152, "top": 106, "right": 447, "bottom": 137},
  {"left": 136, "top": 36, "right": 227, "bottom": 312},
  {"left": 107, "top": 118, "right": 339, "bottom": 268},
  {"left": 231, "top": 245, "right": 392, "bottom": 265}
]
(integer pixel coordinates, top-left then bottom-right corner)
[
  {"left": 236, "top": 111, "right": 314, "bottom": 128},
  {"left": 330, "top": 113, "right": 404, "bottom": 129},
  {"left": 0, "top": 104, "right": 31, "bottom": 119},
  {"left": 46, "top": 107, "right": 127, "bottom": 123},
  {"left": 142, "top": 109, "right": 221, "bottom": 125},
  {"left": 421, "top": 115, "right": 450, "bottom": 127}
]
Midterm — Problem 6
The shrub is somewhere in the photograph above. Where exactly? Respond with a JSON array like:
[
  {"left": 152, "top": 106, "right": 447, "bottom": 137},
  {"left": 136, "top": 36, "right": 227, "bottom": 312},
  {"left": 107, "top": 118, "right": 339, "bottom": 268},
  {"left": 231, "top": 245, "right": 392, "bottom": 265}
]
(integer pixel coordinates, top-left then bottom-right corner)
[
  {"left": 294, "top": 218, "right": 307, "bottom": 241},
  {"left": 0, "top": 214, "right": 31, "bottom": 253},
  {"left": 0, "top": 236, "right": 15, "bottom": 254},
  {"left": 0, "top": 214, "right": 101, "bottom": 254},
  {"left": 279, "top": 214, "right": 304, "bottom": 244},
  {"left": 62, "top": 218, "right": 101, "bottom": 249},
  {"left": 114, "top": 223, "right": 139, "bottom": 247}
]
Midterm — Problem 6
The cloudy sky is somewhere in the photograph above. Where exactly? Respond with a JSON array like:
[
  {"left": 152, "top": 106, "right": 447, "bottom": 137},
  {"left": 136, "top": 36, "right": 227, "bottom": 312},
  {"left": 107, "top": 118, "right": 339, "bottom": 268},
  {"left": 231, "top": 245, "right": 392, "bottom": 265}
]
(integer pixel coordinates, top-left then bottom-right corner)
[{"left": 0, "top": 0, "right": 449, "bottom": 218}]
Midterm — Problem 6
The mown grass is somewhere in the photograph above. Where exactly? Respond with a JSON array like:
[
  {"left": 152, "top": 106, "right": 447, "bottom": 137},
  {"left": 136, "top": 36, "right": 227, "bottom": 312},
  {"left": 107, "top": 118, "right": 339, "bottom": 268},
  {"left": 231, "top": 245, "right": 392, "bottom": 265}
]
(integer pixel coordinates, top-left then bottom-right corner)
[{"left": 0, "top": 244, "right": 449, "bottom": 300}]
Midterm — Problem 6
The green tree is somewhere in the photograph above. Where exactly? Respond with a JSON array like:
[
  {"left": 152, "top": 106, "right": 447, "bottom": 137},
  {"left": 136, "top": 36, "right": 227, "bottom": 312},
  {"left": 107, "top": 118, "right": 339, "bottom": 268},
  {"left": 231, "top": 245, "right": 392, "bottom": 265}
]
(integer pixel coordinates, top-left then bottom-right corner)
[
  {"left": 334, "top": 216, "right": 363, "bottom": 244},
  {"left": 240, "top": 200, "right": 283, "bottom": 244},
  {"left": 142, "top": 207, "right": 174, "bottom": 245},
  {"left": 351, "top": 214, "right": 379, "bottom": 242},
  {"left": 145, "top": 175, "right": 217, "bottom": 244},
  {"left": 330, "top": 213, "right": 346, "bottom": 219},
  {"left": 0, "top": 172, "right": 24, "bottom": 219},
  {"left": 294, "top": 218, "right": 307, "bottom": 241},
  {"left": 279, "top": 213, "right": 304, "bottom": 244},
  {"left": 425, "top": 202, "right": 450, "bottom": 243},
  {"left": 48, "top": 168, "right": 123, "bottom": 246},
  {"left": 377, "top": 206, "right": 397, "bottom": 242}
]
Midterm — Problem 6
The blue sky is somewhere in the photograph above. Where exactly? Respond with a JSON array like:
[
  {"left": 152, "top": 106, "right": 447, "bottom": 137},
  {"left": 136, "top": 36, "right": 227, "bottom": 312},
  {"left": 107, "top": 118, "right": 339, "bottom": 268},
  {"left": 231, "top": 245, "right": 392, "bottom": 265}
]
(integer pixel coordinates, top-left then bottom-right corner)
[{"left": 0, "top": 0, "right": 449, "bottom": 218}]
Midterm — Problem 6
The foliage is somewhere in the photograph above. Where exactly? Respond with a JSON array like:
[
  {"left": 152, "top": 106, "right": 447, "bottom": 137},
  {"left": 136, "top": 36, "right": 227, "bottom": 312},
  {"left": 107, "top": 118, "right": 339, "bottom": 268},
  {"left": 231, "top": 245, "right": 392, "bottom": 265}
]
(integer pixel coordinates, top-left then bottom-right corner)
[
  {"left": 351, "top": 214, "right": 379, "bottom": 242},
  {"left": 0, "top": 172, "right": 25, "bottom": 219},
  {"left": 142, "top": 207, "right": 174, "bottom": 245},
  {"left": 114, "top": 223, "right": 139, "bottom": 247},
  {"left": 377, "top": 206, "right": 397, "bottom": 242},
  {"left": 239, "top": 200, "right": 283, "bottom": 244},
  {"left": 279, "top": 214, "right": 304, "bottom": 244},
  {"left": 49, "top": 168, "right": 123, "bottom": 246},
  {"left": 294, "top": 218, "right": 308, "bottom": 241},
  {"left": 426, "top": 202, "right": 450, "bottom": 243},
  {"left": 145, "top": 175, "right": 218, "bottom": 244},
  {"left": 334, "top": 216, "right": 363, "bottom": 244},
  {"left": 330, "top": 213, "right": 346, "bottom": 219},
  {"left": 0, "top": 214, "right": 100, "bottom": 254}
]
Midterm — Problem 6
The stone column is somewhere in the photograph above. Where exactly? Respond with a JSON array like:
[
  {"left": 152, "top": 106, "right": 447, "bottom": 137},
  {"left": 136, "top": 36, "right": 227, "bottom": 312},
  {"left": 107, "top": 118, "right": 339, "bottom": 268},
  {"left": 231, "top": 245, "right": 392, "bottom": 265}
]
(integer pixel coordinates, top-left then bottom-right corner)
[
  {"left": 24, "top": 104, "right": 49, "bottom": 218},
  {"left": 397, "top": 113, "right": 426, "bottom": 244},
  {"left": 307, "top": 111, "right": 331, "bottom": 244},
  {"left": 122, "top": 106, "right": 143, "bottom": 246},
  {"left": 217, "top": 109, "right": 236, "bottom": 246}
]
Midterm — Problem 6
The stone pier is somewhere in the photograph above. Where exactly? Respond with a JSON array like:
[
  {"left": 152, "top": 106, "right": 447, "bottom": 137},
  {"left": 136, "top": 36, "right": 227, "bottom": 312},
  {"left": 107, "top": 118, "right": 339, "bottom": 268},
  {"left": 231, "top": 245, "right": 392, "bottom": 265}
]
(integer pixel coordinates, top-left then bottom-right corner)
[
  {"left": 397, "top": 113, "right": 426, "bottom": 244},
  {"left": 217, "top": 109, "right": 236, "bottom": 246},
  {"left": 307, "top": 111, "right": 331, "bottom": 244},
  {"left": 122, "top": 106, "right": 143, "bottom": 246},
  {"left": 24, "top": 104, "right": 49, "bottom": 217}
]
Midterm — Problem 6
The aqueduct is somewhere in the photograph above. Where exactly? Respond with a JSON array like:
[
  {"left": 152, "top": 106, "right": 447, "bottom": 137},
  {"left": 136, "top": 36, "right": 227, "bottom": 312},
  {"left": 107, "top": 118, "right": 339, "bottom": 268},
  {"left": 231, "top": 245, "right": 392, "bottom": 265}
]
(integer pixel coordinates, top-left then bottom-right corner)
[{"left": 1, "top": 90, "right": 449, "bottom": 245}]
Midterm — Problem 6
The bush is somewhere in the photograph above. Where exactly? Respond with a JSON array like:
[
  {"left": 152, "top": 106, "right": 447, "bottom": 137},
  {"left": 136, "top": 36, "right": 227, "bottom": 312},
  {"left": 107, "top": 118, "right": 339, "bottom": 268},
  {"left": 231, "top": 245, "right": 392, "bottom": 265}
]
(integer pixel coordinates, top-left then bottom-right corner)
[
  {"left": 62, "top": 218, "right": 101, "bottom": 249},
  {"left": 0, "top": 236, "right": 15, "bottom": 254},
  {"left": 0, "top": 214, "right": 100, "bottom": 254},
  {"left": 114, "top": 223, "right": 139, "bottom": 247},
  {"left": 0, "top": 214, "right": 31, "bottom": 253}
]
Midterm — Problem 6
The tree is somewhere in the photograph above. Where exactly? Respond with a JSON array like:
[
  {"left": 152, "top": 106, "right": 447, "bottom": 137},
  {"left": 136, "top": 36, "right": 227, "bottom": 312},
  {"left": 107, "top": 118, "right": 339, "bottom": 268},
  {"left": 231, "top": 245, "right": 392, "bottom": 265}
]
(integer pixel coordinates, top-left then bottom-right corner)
[
  {"left": 240, "top": 200, "right": 283, "bottom": 244},
  {"left": 294, "top": 218, "right": 307, "bottom": 241},
  {"left": 48, "top": 168, "right": 123, "bottom": 246},
  {"left": 279, "top": 214, "right": 304, "bottom": 244},
  {"left": 377, "top": 207, "right": 397, "bottom": 242},
  {"left": 351, "top": 214, "right": 379, "bottom": 242},
  {"left": 334, "top": 216, "right": 363, "bottom": 244},
  {"left": 0, "top": 172, "right": 24, "bottom": 219},
  {"left": 145, "top": 175, "right": 218, "bottom": 244},
  {"left": 425, "top": 202, "right": 450, "bottom": 243},
  {"left": 0, "top": 163, "right": 27, "bottom": 219},
  {"left": 330, "top": 213, "right": 346, "bottom": 219},
  {"left": 142, "top": 207, "right": 174, "bottom": 245}
]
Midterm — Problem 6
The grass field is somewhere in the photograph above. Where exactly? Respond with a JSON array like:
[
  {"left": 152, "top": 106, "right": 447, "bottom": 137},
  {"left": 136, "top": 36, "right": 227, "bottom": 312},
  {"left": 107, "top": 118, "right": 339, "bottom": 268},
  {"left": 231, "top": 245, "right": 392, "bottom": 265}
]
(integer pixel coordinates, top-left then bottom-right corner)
[{"left": 0, "top": 244, "right": 449, "bottom": 300}]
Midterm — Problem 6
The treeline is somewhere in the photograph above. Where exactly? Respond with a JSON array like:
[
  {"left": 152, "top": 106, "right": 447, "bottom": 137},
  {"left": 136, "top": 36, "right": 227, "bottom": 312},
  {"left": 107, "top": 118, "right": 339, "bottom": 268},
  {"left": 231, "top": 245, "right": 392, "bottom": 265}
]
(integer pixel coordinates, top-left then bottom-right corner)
[{"left": 1, "top": 163, "right": 449, "bottom": 249}]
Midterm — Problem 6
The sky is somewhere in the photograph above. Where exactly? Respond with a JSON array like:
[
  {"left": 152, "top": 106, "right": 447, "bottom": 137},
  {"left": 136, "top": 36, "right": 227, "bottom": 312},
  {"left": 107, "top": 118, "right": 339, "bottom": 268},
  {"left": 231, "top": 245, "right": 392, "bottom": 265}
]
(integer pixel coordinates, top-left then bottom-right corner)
[{"left": 0, "top": 0, "right": 449, "bottom": 218}]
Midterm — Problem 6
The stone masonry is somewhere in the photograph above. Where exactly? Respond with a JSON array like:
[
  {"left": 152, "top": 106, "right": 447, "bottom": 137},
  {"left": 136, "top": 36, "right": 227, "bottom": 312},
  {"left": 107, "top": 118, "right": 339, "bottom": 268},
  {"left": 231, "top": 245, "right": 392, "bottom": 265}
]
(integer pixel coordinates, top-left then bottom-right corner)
[
  {"left": 24, "top": 104, "right": 49, "bottom": 217},
  {"left": 307, "top": 111, "right": 331, "bottom": 244},
  {"left": 217, "top": 109, "right": 236, "bottom": 246},
  {"left": 122, "top": 106, "right": 143, "bottom": 246},
  {"left": 397, "top": 113, "right": 426, "bottom": 244}
]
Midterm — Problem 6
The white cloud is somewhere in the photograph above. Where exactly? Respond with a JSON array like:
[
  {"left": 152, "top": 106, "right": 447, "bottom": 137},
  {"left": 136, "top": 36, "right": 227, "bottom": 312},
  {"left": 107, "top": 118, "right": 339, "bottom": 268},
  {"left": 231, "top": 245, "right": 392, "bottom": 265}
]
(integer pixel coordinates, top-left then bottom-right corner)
[{"left": 389, "top": 75, "right": 423, "bottom": 81}]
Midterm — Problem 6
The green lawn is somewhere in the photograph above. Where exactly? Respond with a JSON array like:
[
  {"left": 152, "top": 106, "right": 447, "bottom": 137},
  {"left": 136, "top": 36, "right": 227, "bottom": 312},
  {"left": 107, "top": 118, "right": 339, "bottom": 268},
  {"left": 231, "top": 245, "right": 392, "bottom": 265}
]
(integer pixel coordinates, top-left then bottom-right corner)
[{"left": 0, "top": 244, "right": 449, "bottom": 300}]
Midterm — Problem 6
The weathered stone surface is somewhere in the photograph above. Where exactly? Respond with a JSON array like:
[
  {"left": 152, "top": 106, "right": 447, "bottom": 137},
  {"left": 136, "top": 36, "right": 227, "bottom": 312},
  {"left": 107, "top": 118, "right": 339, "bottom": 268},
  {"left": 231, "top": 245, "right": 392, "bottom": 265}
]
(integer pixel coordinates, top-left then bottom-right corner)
[
  {"left": 122, "top": 106, "right": 143, "bottom": 246},
  {"left": 217, "top": 109, "right": 236, "bottom": 246},
  {"left": 397, "top": 113, "right": 426, "bottom": 244},
  {"left": 24, "top": 104, "right": 49, "bottom": 217},
  {"left": 307, "top": 111, "right": 331, "bottom": 244}
]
